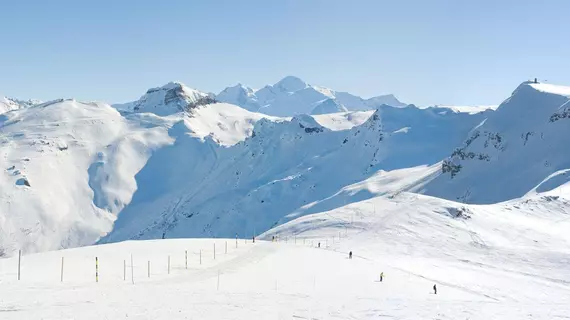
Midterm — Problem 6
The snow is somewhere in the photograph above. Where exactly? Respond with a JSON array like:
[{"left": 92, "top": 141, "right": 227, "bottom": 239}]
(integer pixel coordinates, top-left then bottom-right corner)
[
  {"left": 530, "top": 82, "right": 570, "bottom": 97},
  {"left": 312, "top": 110, "right": 375, "bottom": 130},
  {"left": 183, "top": 103, "right": 281, "bottom": 146},
  {"left": 1, "top": 192, "right": 569, "bottom": 319},
  {"left": 216, "top": 76, "right": 406, "bottom": 116},
  {"left": 273, "top": 75, "right": 308, "bottom": 92},
  {"left": 0, "top": 97, "right": 40, "bottom": 115},
  {"left": 419, "top": 81, "right": 570, "bottom": 203},
  {"left": 2, "top": 79, "right": 570, "bottom": 318},
  {"left": 0, "top": 87, "right": 489, "bottom": 256},
  {"left": 0, "top": 100, "right": 175, "bottom": 254},
  {"left": 126, "top": 82, "right": 211, "bottom": 116},
  {"left": 431, "top": 104, "right": 498, "bottom": 114}
]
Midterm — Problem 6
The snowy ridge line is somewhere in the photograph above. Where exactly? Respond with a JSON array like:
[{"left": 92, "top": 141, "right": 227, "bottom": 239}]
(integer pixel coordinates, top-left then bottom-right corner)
[{"left": 215, "top": 76, "right": 406, "bottom": 116}]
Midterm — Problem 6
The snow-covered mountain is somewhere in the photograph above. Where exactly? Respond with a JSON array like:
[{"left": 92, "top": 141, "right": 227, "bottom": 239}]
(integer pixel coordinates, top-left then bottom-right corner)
[
  {"left": 1, "top": 80, "right": 569, "bottom": 260},
  {"left": 0, "top": 96, "right": 40, "bottom": 114},
  {"left": 216, "top": 76, "right": 406, "bottom": 116},
  {"left": 114, "top": 82, "right": 215, "bottom": 116},
  {"left": 418, "top": 81, "right": 570, "bottom": 203},
  {"left": 0, "top": 81, "right": 487, "bottom": 255}
]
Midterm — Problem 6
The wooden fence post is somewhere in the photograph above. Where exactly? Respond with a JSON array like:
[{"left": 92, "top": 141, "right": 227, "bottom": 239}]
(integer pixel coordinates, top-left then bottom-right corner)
[
  {"left": 60, "top": 257, "right": 64, "bottom": 282},
  {"left": 17, "top": 250, "right": 21, "bottom": 280}
]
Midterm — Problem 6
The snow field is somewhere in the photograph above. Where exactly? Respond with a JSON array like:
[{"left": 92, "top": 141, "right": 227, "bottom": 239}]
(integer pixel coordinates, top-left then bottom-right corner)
[
  {"left": 0, "top": 236, "right": 491, "bottom": 319},
  {"left": 2, "top": 191, "right": 570, "bottom": 319}
]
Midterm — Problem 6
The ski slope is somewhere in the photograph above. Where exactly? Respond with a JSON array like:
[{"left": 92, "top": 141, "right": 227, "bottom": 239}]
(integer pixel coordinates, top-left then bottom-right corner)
[{"left": 1, "top": 193, "right": 569, "bottom": 319}]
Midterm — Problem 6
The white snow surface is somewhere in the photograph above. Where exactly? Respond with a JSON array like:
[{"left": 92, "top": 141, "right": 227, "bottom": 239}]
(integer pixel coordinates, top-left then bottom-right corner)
[
  {"left": 0, "top": 99, "right": 174, "bottom": 254},
  {"left": 0, "top": 100, "right": 280, "bottom": 254},
  {"left": 0, "top": 193, "right": 569, "bottom": 319},
  {"left": 312, "top": 110, "right": 375, "bottom": 130},
  {"left": 530, "top": 82, "right": 570, "bottom": 97}
]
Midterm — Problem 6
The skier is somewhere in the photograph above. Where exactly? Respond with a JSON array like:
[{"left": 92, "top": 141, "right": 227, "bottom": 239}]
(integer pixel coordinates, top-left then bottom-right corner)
[
  {"left": 253, "top": 236, "right": 256, "bottom": 243},
  {"left": 349, "top": 251, "right": 352, "bottom": 259},
  {"left": 162, "top": 232, "right": 165, "bottom": 239},
  {"left": 272, "top": 235, "right": 275, "bottom": 242},
  {"left": 433, "top": 284, "right": 437, "bottom": 295},
  {"left": 380, "top": 272, "right": 384, "bottom": 282},
  {"left": 318, "top": 242, "right": 321, "bottom": 248}
]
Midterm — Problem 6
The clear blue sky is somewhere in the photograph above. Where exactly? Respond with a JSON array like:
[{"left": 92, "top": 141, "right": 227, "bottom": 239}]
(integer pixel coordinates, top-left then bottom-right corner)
[{"left": 1, "top": 0, "right": 569, "bottom": 106}]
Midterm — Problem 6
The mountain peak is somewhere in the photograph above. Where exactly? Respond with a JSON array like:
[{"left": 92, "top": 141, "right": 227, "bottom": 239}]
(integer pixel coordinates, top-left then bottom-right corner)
[
  {"left": 274, "top": 76, "right": 307, "bottom": 92},
  {"left": 132, "top": 82, "right": 210, "bottom": 116},
  {"left": 215, "top": 77, "right": 405, "bottom": 116},
  {"left": 366, "top": 94, "right": 406, "bottom": 108}
]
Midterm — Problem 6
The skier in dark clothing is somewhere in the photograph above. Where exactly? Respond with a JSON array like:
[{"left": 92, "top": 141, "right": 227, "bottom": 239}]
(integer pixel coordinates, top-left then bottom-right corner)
[
  {"left": 433, "top": 284, "right": 437, "bottom": 295},
  {"left": 253, "top": 236, "right": 255, "bottom": 243},
  {"left": 318, "top": 242, "right": 321, "bottom": 248},
  {"left": 349, "top": 251, "right": 352, "bottom": 259}
]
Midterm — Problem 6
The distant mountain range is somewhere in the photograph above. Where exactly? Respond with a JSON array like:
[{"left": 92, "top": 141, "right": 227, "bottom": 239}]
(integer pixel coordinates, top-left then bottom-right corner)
[{"left": 216, "top": 76, "right": 406, "bottom": 116}]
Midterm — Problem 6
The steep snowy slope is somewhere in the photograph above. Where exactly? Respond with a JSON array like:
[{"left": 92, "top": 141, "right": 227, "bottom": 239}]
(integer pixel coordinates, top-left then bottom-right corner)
[
  {"left": 0, "top": 99, "right": 175, "bottom": 255},
  {"left": 99, "top": 103, "right": 487, "bottom": 244},
  {"left": 216, "top": 76, "right": 406, "bottom": 116},
  {"left": 0, "top": 98, "right": 284, "bottom": 255},
  {"left": 419, "top": 81, "right": 570, "bottom": 203}
]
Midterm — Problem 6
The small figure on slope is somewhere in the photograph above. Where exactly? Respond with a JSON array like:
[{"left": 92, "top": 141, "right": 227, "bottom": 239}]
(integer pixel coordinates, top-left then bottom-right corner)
[
  {"left": 318, "top": 242, "right": 321, "bottom": 248},
  {"left": 433, "top": 284, "right": 437, "bottom": 295},
  {"left": 349, "top": 251, "right": 352, "bottom": 259},
  {"left": 380, "top": 272, "right": 384, "bottom": 282}
]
